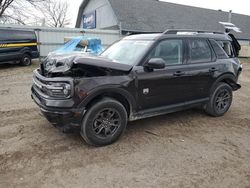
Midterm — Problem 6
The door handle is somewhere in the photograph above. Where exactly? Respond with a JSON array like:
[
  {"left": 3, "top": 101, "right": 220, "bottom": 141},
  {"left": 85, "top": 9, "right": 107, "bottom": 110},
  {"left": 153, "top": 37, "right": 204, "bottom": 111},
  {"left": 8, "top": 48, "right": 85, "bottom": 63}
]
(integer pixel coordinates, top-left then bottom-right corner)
[
  {"left": 173, "top": 71, "right": 185, "bottom": 76},
  {"left": 209, "top": 67, "right": 218, "bottom": 72}
]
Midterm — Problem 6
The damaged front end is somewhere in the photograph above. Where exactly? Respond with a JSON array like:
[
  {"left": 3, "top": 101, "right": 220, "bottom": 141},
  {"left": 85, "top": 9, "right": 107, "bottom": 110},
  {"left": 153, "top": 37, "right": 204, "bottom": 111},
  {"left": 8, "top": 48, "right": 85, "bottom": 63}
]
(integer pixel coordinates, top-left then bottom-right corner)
[
  {"left": 32, "top": 54, "right": 133, "bottom": 132},
  {"left": 41, "top": 54, "right": 132, "bottom": 78}
]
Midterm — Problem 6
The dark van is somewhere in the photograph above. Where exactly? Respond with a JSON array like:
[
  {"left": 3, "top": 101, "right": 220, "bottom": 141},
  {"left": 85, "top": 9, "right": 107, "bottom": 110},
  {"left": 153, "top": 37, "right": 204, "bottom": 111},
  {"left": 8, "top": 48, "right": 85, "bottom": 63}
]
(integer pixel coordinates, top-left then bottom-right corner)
[{"left": 0, "top": 28, "right": 39, "bottom": 66}]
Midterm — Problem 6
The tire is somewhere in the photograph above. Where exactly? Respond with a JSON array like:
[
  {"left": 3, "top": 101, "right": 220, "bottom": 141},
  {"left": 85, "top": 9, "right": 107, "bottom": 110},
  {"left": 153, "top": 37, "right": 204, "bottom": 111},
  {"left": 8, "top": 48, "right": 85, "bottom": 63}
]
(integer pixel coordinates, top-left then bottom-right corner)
[
  {"left": 205, "top": 82, "right": 233, "bottom": 117},
  {"left": 81, "top": 98, "right": 128, "bottom": 146},
  {"left": 20, "top": 54, "right": 32, "bottom": 66}
]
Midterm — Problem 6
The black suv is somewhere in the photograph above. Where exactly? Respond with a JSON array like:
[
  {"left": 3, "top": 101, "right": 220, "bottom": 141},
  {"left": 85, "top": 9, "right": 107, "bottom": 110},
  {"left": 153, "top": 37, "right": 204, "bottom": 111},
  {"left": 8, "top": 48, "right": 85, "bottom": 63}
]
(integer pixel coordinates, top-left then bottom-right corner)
[{"left": 31, "top": 30, "right": 242, "bottom": 146}]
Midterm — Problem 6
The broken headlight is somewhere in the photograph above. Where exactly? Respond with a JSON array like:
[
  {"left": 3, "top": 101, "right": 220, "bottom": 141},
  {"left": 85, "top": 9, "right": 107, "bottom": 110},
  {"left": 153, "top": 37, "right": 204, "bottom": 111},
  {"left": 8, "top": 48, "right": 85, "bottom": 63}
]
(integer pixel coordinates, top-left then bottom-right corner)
[{"left": 46, "top": 82, "right": 72, "bottom": 98}]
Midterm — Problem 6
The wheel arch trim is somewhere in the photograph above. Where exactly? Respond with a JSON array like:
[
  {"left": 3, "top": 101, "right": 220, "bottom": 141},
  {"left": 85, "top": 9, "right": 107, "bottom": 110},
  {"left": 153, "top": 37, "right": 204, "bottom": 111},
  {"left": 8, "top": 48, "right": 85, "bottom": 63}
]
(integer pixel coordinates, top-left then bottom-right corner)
[
  {"left": 78, "top": 87, "right": 137, "bottom": 117},
  {"left": 211, "top": 73, "right": 240, "bottom": 92}
]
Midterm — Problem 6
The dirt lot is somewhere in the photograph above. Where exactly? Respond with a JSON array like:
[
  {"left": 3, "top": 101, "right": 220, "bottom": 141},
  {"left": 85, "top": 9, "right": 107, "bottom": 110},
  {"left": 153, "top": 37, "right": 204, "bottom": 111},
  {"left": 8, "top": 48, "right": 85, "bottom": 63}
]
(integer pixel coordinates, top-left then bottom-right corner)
[{"left": 0, "top": 60, "right": 250, "bottom": 188}]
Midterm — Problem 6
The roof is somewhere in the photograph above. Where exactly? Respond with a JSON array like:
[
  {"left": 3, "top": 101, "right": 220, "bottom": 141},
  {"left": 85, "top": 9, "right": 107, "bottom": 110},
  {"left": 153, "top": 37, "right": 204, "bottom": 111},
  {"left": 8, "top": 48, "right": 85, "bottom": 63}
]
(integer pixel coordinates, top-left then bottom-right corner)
[
  {"left": 76, "top": 0, "right": 250, "bottom": 40},
  {"left": 123, "top": 33, "right": 161, "bottom": 40},
  {"left": 0, "top": 28, "right": 34, "bottom": 32},
  {"left": 123, "top": 32, "right": 232, "bottom": 41}
]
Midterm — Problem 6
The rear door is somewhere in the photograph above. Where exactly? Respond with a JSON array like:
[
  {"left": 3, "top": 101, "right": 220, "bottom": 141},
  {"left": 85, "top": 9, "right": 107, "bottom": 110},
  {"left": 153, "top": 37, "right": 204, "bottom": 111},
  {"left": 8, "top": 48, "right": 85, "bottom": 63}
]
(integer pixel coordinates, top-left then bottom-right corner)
[{"left": 185, "top": 38, "right": 220, "bottom": 100}]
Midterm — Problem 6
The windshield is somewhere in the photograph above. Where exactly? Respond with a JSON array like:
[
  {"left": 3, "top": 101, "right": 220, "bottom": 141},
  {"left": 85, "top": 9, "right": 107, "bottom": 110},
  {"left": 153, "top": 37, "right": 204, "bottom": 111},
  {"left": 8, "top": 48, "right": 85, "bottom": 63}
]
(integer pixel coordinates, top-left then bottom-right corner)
[{"left": 101, "top": 40, "right": 153, "bottom": 65}]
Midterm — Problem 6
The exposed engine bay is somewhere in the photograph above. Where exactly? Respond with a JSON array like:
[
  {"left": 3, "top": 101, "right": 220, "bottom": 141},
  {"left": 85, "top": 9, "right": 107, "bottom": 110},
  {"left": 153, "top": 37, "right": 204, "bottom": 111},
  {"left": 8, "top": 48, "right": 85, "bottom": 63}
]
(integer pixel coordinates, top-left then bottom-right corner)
[
  {"left": 41, "top": 54, "right": 132, "bottom": 78},
  {"left": 43, "top": 64, "right": 128, "bottom": 78}
]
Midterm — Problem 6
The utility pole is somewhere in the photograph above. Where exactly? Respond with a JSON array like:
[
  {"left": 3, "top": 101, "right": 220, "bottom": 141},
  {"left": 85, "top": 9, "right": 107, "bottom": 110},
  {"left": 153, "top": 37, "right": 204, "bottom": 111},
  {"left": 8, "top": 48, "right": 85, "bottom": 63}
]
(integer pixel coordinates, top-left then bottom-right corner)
[{"left": 228, "top": 10, "right": 232, "bottom": 23}]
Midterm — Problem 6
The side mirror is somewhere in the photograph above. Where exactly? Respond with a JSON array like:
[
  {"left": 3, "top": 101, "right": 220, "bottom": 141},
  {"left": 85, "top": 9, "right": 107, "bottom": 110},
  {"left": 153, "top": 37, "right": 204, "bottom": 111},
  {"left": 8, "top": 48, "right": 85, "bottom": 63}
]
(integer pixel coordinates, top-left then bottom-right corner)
[{"left": 145, "top": 58, "right": 166, "bottom": 70}]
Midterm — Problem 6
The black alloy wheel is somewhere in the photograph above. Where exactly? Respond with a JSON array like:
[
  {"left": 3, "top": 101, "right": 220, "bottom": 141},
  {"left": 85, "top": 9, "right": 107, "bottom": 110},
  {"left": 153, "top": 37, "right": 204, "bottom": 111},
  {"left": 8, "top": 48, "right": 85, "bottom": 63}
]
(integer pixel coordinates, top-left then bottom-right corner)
[
  {"left": 81, "top": 98, "right": 127, "bottom": 146},
  {"left": 205, "top": 82, "right": 233, "bottom": 117},
  {"left": 214, "top": 88, "right": 232, "bottom": 114},
  {"left": 93, "top": 108, "right": 122, "bottom": 138}
]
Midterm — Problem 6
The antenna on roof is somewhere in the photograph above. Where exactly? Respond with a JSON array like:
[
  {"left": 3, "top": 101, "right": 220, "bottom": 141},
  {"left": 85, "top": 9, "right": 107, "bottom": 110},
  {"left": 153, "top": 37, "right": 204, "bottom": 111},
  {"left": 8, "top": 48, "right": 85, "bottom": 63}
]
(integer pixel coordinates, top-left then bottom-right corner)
[{"left": 219, "top": 22, "right": 241, "bottom": 33}]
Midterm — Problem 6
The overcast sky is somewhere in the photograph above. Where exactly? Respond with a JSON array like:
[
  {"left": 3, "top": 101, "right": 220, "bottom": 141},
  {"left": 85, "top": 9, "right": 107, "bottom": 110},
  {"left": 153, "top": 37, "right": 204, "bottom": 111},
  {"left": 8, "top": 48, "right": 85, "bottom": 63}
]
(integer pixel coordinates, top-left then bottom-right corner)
[{"left": 69, "top": 0, "right": 250, "bottom": 27}]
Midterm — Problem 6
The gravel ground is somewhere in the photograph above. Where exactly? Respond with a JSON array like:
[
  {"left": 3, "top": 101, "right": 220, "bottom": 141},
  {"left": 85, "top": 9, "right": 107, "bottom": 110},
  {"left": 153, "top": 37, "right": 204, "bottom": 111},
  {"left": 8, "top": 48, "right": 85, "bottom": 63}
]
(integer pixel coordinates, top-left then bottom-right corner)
[{"left": 0, "top": 60, "right": 250, "bottom": 188}]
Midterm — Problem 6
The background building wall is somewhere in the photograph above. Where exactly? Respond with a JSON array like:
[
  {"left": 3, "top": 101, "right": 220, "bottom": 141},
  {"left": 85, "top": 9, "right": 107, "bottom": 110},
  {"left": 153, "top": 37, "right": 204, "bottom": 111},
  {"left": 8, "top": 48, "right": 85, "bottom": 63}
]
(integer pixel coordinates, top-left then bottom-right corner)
[
  {"left": 1, "top": 24, "right": 249, "bottom": 57},
  {"left": 239, "top": 40, "right": 250, "bottom": 57},
  {"left": 80, "top": 0, "right": 118, "bottom": 29}
]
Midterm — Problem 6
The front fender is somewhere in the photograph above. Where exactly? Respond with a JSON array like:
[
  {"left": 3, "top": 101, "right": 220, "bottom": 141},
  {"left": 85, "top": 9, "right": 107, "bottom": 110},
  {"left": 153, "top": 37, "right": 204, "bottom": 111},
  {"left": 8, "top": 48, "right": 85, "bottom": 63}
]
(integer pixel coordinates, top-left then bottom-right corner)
[{"left": 77, "top": 86, "right": 137, "bottom": 113}]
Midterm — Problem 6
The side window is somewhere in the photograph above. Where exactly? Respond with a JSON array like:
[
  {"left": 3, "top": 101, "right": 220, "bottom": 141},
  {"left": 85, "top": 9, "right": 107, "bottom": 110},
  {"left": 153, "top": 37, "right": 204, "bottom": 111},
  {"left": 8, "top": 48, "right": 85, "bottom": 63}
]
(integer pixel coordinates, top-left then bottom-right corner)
[
  {"left": 188, "top": 39, "right": 212, "bottom": 63},
  {"left": 209, "top": 39, "right": 229, "bottom": 59},
  {"left": 0, "top": 30, "right": 35, "bottom": 41},
  {"left": 0, "top": 30, "right": 11, "bottom": 40},
  {"left": 149, "top": 39, "right": 183, "bottom": 65},
  {"left": 216, "top": 40, "right": 235, "bottom": 58}
]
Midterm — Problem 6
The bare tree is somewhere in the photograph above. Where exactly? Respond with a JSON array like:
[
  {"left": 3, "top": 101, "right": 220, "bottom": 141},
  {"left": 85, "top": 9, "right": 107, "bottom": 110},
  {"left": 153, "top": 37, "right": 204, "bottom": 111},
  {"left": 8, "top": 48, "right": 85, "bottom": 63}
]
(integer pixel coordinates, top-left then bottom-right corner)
[
  {"left": 39, "top": 0, "right": 71, "bottom": 28},
  {"left": 0, "top": 0, "right": 71, "bottom": 27},
  {"left": 0, "top": 0, "right": 46, "bottom": 24},
  {"left": 0, "top": 0, "right": 14, "bottom": 17}
]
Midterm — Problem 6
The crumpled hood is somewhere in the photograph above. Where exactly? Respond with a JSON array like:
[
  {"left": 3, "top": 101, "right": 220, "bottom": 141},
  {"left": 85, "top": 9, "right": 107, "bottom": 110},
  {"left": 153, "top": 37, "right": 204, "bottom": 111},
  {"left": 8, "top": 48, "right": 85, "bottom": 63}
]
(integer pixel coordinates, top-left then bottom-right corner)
[
  {"left": 43, "top": 52, "right": 88, "bottom": 73},
  {"left": 47, "top": 51, "right": 90, "bottom": 58},
  {"left": 43, "top": 54, "right": 133, "bottom": 74},
  {"left": 74, "top": 56, "right": 133, "bottom": 71}
]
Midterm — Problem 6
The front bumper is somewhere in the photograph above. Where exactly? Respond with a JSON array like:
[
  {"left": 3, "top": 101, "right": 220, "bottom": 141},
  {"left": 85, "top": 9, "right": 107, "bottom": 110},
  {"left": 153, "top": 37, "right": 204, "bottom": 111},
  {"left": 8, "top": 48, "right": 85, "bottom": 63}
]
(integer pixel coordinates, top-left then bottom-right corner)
[
  {"left": 31, "top": 69, "right": 86, "bottom": 132},
  {"left": 32, "top": 88, "right": 86, "bottom": 132}
]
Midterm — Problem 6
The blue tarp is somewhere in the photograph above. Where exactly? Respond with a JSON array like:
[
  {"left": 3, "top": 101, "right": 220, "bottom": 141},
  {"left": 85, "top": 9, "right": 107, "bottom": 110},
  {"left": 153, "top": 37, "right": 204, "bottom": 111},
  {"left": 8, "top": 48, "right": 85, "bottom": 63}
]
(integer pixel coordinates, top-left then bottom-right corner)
[{"left": 54, "top": 36, "right": 103, "bottom": 55}]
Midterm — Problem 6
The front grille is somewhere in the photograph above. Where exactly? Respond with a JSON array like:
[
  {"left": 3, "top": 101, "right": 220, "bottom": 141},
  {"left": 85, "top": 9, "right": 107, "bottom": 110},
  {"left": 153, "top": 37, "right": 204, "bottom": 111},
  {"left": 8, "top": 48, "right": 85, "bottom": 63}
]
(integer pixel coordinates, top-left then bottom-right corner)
[
  {"left": 33, "top": 71, "right": 51, "bottom": 98},
  {"left": 32, "top": 69, "right": 74, "bottom": 99},
  {"left": 40, "top": 63, "right": 45, "bottom": 76}
]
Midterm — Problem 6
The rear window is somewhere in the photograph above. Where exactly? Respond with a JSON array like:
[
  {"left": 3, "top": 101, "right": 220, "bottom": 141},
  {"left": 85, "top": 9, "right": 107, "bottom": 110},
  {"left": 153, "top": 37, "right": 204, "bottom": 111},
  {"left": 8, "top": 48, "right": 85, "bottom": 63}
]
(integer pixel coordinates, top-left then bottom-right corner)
[
  {"left": 188, "top": 39, "right": 212, "bottom": 63},
  {"left": 0, "top": 30, "right": 36, "bottom": 41},
  {"left": 209, "top": 39, "right": 229, "bottom": 59}
]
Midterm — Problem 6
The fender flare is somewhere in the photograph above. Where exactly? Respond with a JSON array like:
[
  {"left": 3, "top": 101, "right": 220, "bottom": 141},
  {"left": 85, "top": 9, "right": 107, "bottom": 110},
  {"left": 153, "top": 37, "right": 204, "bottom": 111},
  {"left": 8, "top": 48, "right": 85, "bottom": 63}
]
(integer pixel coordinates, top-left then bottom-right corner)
[
  {"left": 210, "top": 73, "right": 239, "bottom": 93},
  {"left": 20, "top": 47, "right": 32, "bottom": 56},
  {"left": 78, "top": 86, "right": 137, "bottom": 115}
]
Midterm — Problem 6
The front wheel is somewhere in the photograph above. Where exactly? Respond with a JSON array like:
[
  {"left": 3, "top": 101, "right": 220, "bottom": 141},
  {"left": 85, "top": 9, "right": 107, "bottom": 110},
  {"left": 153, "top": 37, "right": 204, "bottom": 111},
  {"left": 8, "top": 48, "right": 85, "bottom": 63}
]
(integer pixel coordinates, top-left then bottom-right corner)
[
  {"left": 81, "top": 98, "right": 128, "bottom": 146},
  {"left": 205, "top": 82, "right": 233, "bottom": 117},
  {"left": 20, "top": 54, "right": 32, "bottom": 66}
]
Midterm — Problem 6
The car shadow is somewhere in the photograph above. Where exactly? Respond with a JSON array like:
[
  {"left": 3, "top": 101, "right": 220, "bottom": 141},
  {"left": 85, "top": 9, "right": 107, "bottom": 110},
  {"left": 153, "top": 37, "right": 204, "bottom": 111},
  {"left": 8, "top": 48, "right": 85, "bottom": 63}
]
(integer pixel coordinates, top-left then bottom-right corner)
[
  {"left": 62, "top": 108, "right": 208, "bottom": 147},
  {"left": 0, "top": 61, "right": 20, "bottom": 69},
  {"left": 126, "top": 108, "right": 207, "bottom": 132}
]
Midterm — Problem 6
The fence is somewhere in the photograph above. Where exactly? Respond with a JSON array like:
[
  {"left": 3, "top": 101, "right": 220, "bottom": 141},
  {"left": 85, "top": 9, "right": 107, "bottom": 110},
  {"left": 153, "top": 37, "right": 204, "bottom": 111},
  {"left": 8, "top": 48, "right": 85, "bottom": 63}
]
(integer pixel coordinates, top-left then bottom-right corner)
[
  {"left": 239, "top": 40, "right": 250, "bottom": 58},
  {"left": 0, "top": 24, "right": 121, "bottom": 57}
]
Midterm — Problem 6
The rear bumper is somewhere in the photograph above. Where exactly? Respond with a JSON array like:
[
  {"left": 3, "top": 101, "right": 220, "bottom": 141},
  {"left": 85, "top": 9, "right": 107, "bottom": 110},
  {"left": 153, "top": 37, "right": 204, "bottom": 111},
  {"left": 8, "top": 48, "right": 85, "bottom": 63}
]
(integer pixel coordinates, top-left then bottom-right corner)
[
  {"left": 234, "top": 83, "right": 241, "bottom": 91},
  {"left": 31, "top": 86, "right": 86, "bottom": 132},
  {"left": 234, "top": 64, "right": 243, "bottom": 91}
]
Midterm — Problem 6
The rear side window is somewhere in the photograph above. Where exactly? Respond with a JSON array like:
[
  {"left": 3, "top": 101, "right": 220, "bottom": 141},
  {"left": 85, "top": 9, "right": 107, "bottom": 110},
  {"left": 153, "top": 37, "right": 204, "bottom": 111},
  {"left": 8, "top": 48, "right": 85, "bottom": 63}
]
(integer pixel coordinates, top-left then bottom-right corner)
[
  {"left": 188, "top": 39, "right": 212, "bottom": 63},
  {"left": 216, "top": 40, "right": 235, "bottom": 58},
  {"left": 209, "top": 39, "right": 229, "bottom": 59}
]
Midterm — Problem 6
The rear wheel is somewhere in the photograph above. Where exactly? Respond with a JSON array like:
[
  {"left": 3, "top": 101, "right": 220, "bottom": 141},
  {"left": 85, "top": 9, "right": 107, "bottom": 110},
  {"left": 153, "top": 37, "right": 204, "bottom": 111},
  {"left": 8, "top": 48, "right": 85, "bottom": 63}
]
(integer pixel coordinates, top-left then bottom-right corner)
[
  {"left": 81, "top": 98, "right": 127, "bottom": 146},
  {"left": 205, "top": 82, "right": 233, "bottom": 117},
  {"left": 20, "top": 54, "right": 32, "bottom": 66}
]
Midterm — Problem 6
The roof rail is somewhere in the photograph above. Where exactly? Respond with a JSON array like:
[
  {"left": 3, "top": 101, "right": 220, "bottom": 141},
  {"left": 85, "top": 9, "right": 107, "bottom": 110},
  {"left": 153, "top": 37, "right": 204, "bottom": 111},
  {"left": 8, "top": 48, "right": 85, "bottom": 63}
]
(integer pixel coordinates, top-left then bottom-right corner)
[{"left": 163, "top": 29, "right": 225, "bottom": 35}]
